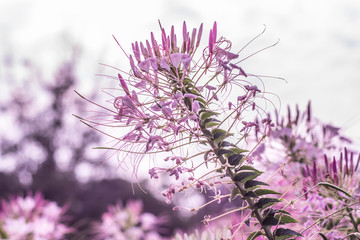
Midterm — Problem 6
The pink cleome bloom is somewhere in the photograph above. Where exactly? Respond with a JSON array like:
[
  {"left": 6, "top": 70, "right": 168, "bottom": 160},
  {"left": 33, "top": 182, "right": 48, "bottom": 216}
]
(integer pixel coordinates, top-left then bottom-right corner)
[
  {"left": 92, "top": 199, "right": 167, "bottom": 240},
  {"left": 0, "top": 192, "right": 72, "bottom": 240}
]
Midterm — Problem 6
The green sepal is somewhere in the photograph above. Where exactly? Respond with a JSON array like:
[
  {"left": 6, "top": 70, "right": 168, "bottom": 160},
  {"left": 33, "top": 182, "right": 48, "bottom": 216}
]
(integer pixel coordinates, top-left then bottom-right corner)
[
  {"left": 234, "top": 171, "right": 262, "bottom": 184},
  {"left": 254, "top": 189, "right": 282, "bottom": 197}
]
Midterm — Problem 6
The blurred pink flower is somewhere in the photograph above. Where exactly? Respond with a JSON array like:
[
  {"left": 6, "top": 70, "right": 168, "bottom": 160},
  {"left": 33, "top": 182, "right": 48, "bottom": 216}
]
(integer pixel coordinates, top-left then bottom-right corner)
[{"left": 0, "top": 193, "right": 72, "bottom": 240}]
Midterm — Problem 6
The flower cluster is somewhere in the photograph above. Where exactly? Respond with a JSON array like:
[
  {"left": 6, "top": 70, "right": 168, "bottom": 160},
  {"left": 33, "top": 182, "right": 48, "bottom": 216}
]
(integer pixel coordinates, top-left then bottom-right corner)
[
  {"left": 79, "top": 21, "right": 360, "bottom": 239},
  {"left": 77, "top": 20, "right": 300, "bottom": 239},
  {"left": 251, "top": 103, "right": 360, "bottom": 239},
  {"left": 0, "top": 193, "right": 72, "bottom": 240},
  {"left": 92, "top": 200, "right": 166, "bottom": 240}
]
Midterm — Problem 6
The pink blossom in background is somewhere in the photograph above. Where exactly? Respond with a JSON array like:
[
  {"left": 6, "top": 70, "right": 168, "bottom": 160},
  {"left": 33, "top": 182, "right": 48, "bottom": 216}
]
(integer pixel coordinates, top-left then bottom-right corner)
[{"left": 0, "top": 193, "right": 72, "bottom": 240}]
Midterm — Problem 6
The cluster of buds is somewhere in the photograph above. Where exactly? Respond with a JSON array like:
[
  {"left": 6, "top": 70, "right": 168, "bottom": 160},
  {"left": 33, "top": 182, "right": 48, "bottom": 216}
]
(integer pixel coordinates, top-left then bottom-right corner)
[{"left": 0, "top": 193, "right": 72, "bottom": 240}]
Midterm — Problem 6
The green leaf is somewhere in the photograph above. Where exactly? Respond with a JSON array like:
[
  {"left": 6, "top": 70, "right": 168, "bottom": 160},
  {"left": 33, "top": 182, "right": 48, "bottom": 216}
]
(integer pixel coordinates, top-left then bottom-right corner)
[
  {"left": 274, "top": 228, "right": 303, "bottom": 240},
  {"left": 263, "top": 215, "right": 281, "bottom": 226},
  {"left": 254, "top": 189, "right": 282, "bottom": 197},
  {"left": 230, "top": 187, "right": 240, "bottom": 202},
  {"left": 238, "top": 165, "right": 261, "bottom": 172},
  {"left": 228, "top": 154, "right": 244, "bottom": 166},
  {"left": 205, "top": 121, "right": 220, "bottom": 128},
  {"left": 214, "top": 133, "right": 233, "bottom": 144},
  {"left": 245, "top": 191, "right": 258, "bottom": 198},
  {"left": 229, "top": 147, "right": 249, "bottom": 154},
  {"left": 234, "top": 171, "right": 262, "bottom": 184},
  {"left": 255, "top": 198, "right": 281, "bottom": 209},
  {"left": 211, "top": 128, "right": 227, "bottom": 135},
  {"left": 247, "top": 231, "right": 262, "bottom": 240},
  {"left": 318, "top": 182, "right": 352, "bottom": 198},
  {"left": 195, "top": 97, "right": 207, "bottom": 105},
  {"left": 200, "top": 111, "right": 219, "bottom": 121},
  {"left": 275, "top": 214, "right": 299, "bottom": 224},
  {"left": 245, "top": 180, "right": 269, "bottom": 190}
]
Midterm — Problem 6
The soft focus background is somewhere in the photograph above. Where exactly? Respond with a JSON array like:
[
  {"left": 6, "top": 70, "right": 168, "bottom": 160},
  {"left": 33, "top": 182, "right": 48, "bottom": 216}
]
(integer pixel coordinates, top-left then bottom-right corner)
[
  {"left": 1, "top": 0, "right": 360, "bottom": 140},
  {"left": 1, "top": 0, "right": 360, "bottom": 238}
]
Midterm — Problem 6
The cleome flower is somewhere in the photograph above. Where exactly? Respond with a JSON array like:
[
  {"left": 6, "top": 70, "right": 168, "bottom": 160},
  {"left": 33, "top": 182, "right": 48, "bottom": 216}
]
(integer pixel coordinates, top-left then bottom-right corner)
[
  {"left": 0, "top": 192, "right": 72, "bottom": 240},
  {"left": 92, "top": 199, "right": 167, "bottom": 240},
  {"left": 77, "top": 21, "right": 300, "bottom": 240}
]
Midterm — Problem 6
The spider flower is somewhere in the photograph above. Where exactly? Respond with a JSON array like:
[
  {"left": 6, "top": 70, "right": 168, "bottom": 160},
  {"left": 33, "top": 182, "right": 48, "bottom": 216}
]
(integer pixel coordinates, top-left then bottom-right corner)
[
  {"left": 79, "top": 21, "right": 294, "bottom": 240},
  {"left": 0, "top": 193, "right": 72, "bottom": 240},
  {"left": 92, "top": 200, "right": 166, "bottom": 240}
]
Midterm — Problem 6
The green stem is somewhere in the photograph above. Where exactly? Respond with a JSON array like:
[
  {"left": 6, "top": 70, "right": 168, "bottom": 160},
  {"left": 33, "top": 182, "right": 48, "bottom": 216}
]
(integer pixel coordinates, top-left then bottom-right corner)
[{"left": 203, "top": 127, "right": 274, "bottom": 240}]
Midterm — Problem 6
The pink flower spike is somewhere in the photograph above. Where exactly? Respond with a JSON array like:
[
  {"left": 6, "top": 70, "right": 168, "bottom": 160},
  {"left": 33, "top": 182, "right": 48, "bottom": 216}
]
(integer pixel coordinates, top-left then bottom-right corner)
[
  {"left": 182, "top": 21, "right": 188, "bottom": 45},
  {"left": 132, "top": 41, "right": 141, "bottom": 63},
  {"left": 151, "top": 32, "right": 161, "bottom": 57},
  {"left": 196, "top": 23, "right": 203, "bottom": 48},
  {"left": 212, "top": 21, "right": 217, "bottom": 42},
  {"left": 209, "top": 29, "right": 214, "bottom": 53},
  {"left": 130, "top": 55, "right": 142, "bottom": 78},
  {"left": 146, "top": 40, "right": 154, "bottom": 58},
  {"left": 170, "top": 25, "right": 176, "bottom": 50},
  {"left": 140, "top": 42, "right": 149, "bottom": 59}
]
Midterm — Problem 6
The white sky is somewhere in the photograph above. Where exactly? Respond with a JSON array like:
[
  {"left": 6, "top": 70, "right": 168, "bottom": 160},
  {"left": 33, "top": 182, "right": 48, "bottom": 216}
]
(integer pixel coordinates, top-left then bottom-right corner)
[{"left": 1, "top": 0, "right": 360, "bottom": 144}]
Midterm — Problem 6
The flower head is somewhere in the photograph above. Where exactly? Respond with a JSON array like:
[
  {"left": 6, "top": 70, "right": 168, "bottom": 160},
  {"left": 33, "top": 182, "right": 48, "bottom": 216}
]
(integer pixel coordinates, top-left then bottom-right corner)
[
  {"left": 0, "top": 193, "right": 72, "bottom": 240},
  {"left": 79, "top": 21, "right": 293, "bottom": 240},
  {"left": 92, "top": 200, "right": 166, "bottom": 240}
]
